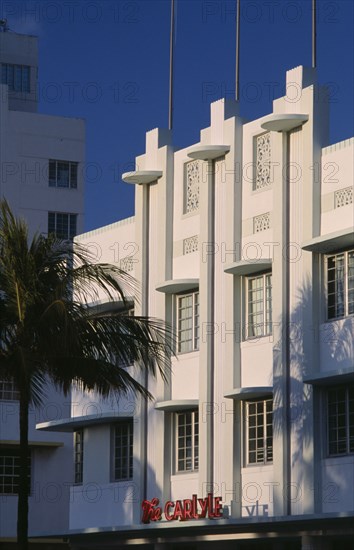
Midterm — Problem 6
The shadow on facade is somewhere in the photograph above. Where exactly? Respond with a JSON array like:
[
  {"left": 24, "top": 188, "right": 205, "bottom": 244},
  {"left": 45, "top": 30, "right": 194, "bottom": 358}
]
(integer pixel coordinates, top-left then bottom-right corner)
[{"left": 272, "top": 277, "right": 354, "bottom": 499}]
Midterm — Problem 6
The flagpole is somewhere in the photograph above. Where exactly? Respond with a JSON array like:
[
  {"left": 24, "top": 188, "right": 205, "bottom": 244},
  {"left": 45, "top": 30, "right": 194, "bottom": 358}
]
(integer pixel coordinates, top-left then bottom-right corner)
[
  {"left": 312, "top": 0, "right": 316, "bottom": 68},
  {"left": 235, "top": 0, "right": 240, "bottom": 101},
  {"left": 168, "top": 0, "right": 175, "bottom": 130}
]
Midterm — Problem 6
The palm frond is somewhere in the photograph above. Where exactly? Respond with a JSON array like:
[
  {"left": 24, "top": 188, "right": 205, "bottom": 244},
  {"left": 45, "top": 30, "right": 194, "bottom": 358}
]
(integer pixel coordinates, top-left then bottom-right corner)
[{"left": 0, "top": 198, "right": 174, "bottom": 407}]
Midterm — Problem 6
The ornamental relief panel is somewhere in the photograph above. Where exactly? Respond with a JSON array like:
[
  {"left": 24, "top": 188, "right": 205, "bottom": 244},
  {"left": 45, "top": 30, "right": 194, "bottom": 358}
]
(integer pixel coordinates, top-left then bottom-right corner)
[
  {"left": 185, "top": 160, "right": 200, "bottom": 213},
  {"left": 255, "top": 132, "right": 271, "bottom": 190}
]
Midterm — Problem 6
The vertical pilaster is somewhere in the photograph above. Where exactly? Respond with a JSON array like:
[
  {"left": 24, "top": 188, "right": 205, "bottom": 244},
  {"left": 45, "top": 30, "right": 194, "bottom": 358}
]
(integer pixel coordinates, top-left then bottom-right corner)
[
  {"left": 299, "top": 80, "right": 328, "bottom": 515},
  {"left": 224, "top": 115, "right": 243, "bottom": 518},
  {"left": 132, "top": 179, "right": 148, "bottom": 522},
  {"left": 199, "top": 158, "right": 215, "bottom": 496},
  {"left": 129, "top": 128, "right": 173, "bottom": 522},
  {"left": 272, "top": 130, "right": 289, "bottom": 516}
]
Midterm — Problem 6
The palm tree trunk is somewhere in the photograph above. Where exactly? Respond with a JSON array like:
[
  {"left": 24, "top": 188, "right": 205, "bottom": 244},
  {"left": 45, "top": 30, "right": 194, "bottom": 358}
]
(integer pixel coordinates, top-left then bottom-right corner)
[{"left": 18, "top": 389, "right": 29, "bottom": 550}]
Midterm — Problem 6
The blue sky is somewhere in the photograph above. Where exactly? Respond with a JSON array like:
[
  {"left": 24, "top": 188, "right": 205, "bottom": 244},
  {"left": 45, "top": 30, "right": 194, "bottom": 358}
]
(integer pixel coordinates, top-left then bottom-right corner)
[{"left": 2, "top": 0, "right": 353, "bottom": 231}]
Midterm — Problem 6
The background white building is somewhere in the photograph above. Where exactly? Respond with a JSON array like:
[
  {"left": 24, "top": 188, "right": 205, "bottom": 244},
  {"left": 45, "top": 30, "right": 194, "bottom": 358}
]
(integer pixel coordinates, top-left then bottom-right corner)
[
  {"left": 38, "top": 65, "right": 354, "bottom": 548},
  {"left": 0, "top": 28, "right": 85, "bottom": 545},
  {"left": 0, "top": 29, "right": 85, "bottom": 238}
]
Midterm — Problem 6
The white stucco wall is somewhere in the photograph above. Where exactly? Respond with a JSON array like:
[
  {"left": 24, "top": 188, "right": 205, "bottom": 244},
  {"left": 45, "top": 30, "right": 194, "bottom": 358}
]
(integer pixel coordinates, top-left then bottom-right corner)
[{"left": 62, "top": 65, "right": 354, "bottom": 535}]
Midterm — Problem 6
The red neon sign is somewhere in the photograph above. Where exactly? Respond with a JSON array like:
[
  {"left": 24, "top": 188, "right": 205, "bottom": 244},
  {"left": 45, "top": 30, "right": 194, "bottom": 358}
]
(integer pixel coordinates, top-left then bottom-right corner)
[{"left": 141, "top": 493, "right": 223, "bottom": 524}]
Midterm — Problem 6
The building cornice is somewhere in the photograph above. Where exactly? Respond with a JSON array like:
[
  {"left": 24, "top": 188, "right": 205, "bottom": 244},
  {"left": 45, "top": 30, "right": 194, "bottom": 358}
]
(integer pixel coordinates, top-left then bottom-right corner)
[
  {"left": 187, "top": 145, "right": 230, "bottom": 160},
  {"left": 122, "top": 170, "right": 163, "bottom": 185},
  {"left": 155, "top": 400, "right": 199, "bottom": 412},
  {"left": 36, "top": 413, "right": 133, "bottom": 432},
  {"left": 302, "top": 227, "right": 354, "bottom": 253},
  {"left": 224, "top": 259, "right": 272, "bottom": 276},
  {"left": 155, "top": 279, "right": 199, "bottom": 294},
  {"left": 261, "top": 113, "right": 308, "bottom": 132}
]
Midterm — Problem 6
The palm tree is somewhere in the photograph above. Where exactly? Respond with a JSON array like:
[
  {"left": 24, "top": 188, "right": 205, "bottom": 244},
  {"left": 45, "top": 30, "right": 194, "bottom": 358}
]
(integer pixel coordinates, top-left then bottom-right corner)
[{"left": 0, "top": 200, "right": 172, "bottom": 549}]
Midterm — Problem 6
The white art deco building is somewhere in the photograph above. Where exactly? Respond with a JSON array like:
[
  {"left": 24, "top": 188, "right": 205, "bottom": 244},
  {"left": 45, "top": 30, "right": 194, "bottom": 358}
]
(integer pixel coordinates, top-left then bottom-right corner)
[
  {"left": 38, "top": 65, "right": 353, "bottom": 549},
  {"left": 0, "top": 28, "right": 85, "bottom": 543}
]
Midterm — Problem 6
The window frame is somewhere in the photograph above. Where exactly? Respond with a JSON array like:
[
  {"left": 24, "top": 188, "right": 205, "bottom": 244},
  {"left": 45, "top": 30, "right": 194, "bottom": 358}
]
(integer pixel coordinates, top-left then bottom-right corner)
[
  {"left": 112, "top": 420, "right": 133, "bottom": 482},
  {"left": 326, "top": 249, "right": 354, "bottom": 321},
  {"left": 176, "top": 290, "right": 200, "bottom": 354},
  {"left": 0, "top": 448, "right": 31, "bottom": 495},
  {"left": 175, "top": 409, "right": 199, "bottom": 474},
  {"left": 1, "top": 63, "right": 30, "bottom": 93},
  {"left": 0, "top": 379, "right": 19, "bottom": 401},
  {"left": 48, "top": 212, "right": 78, "bottom": 240},
  {"left": 74, "top": 430, "right": 84, "bottom": 485},
  {"left": 49, "top": 159, "right": 78, "bottom": 189},
  {"left": 244, "top": 398, "right": 273, "bottom": 466},
  {"left": 245, "top": 272, "right": 272, "bottom": 339},
  {"left": 115, "top": 307, "right": 135, "bottom": 368},
  {"left": 326, "top": 384, "right": 354, "bottom": 457}
]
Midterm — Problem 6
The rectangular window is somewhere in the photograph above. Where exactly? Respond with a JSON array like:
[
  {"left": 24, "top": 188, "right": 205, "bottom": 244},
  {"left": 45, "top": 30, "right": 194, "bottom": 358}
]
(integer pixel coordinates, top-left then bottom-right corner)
[
  {"left": 245, "top": 399, "right": 273, "bottom": 465},
  {"left": 74, "top": 430, "right": 84, "bottom": 484},
  {"left": 49, "top": 160, "right": 78, "bottom": 189},
  {"left": 116, "top": 308, "right": 135, "bottom": 368},
  {"left": 176, "top": 410, "right": 199, "bottom": 472},
  {"left": 327, "top": 385, "right": 354, "bottom": 456},
  {"left": 327, "top": 250, "right": 354, "bottom": 320},
  {"left": 48, "top": 212, "right": 77, "bottom": 240},
  {"left": 1, "top": 63, "right": 30, "bottom": 93},
  {"left": 113, "top": 421, "right": 133, "bottom": 481},
  {"left": 177, "top": 291, "right": 199, "bottom": 353},
  {"left": 0, "top": 448, "right": 31, "bottom": 494},
  {"left": 0, "top": 379, "right": 19, "bottom": 401},
  {"left": 246, "top": 273, "right": 272, "bottom": 338}
]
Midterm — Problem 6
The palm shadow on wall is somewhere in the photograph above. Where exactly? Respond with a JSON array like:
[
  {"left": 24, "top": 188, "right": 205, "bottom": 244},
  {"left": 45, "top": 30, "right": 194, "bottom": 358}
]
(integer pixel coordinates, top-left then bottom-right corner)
[{"left": 272, "top": 276, "right": 354, "bottom": 496}]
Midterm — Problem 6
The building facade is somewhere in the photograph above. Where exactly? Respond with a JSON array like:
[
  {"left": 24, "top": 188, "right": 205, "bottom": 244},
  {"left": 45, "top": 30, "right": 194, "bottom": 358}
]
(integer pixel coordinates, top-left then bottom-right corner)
[
  {"left": 38, "top": 65, "right": 354, "bottom": 548},
  {"left": 0, "top": 29, "right": 85, "bottom": 239},
  {"left": 0, "top": 28, "right": 85, "bottom": 544}
]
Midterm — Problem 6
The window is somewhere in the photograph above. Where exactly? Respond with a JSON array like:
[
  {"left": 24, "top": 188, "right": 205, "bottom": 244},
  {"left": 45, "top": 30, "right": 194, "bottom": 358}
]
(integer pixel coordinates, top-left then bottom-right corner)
[
  {"left": 1, "top": 63, "right": 30, "bottom": 93},
  {"left": 0, "top": 379, "right": 19, "bottom": 400},
  {"left": 327, "top": 385, "right": 354, "bottom": 456},
  {"left": 74, "top": 430, "right": 84, "bottom": 484},
  {"left": 246, "top": 273, "right": 272, "bottom": 338},
  {"left": 113, "top": 421, "right": 133, "bottom": 481},
  {"left": 0, "top": 448, "right": 31, "bottom": 494},
  {"left": 176, "top": 410, "right": 199, "bottom": 472},
  {"left": 177, "top": 291, "right": 199, "bottom": 353},
  {"left": 327, "top": 250, "right": 354, "bottom": 319},
  {"left": 48, "top": 212, "right": 77, "bottom": 240},
  {"left": 245, "top": 399, "right": 273, "bottom": 465},
  {"left": 115, "top": 308, "right": 135, "bottom": 368},
  {"left": 49, "top": 160, "right": 78, "bottom": 188}
]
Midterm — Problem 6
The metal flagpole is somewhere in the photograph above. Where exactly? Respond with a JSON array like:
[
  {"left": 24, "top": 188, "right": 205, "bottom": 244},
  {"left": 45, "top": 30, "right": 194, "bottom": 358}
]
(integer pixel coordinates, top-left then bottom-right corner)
[
  {"left": 168, "top": 0, "right": 175, "bottom": 130},
  {"left": 235, "top": 0, "right": 240, "bottom": 101},
  {"left": 312, "top": 0, "right": 317, "bottom": 68}
]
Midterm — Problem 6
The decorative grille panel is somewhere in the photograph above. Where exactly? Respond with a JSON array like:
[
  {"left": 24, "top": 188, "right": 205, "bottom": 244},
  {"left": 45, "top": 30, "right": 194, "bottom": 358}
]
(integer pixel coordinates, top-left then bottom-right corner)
[
  {"left": 185, "top": 160, "right": 200, "bottom": 213},
  {"left": 254, "top": 212, "right": 271, "bottom": 233},
  {"left": 120, "top": 257, "right": 134, "bottom": 272},
  {"left": 335, "top": 187, "right": 353, "bottom": 209},
  {"left": 183, "top": 235, "right": 199, "bottom": 255},
  {"left": 255, "top": 133, "right": 271, "bottom": 190}
]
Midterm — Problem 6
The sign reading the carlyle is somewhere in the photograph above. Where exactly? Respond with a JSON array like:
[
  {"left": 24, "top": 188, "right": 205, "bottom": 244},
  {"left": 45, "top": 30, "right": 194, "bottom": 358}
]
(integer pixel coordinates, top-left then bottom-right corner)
[{"left": 141, "top": 493, "right": 223, "bottom": 523}]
